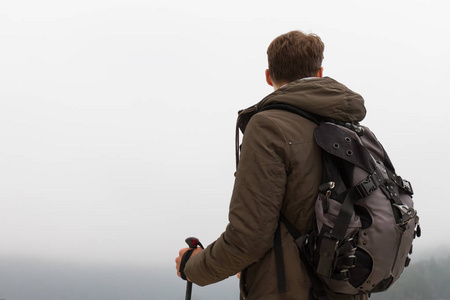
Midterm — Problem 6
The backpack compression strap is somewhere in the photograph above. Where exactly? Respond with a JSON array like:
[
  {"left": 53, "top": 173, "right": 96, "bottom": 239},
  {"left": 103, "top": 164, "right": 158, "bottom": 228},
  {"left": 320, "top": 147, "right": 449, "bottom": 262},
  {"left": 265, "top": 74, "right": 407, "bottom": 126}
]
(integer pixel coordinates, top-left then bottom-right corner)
[{"left": 316, "top": 191, "right": 355, "bottom": 278}]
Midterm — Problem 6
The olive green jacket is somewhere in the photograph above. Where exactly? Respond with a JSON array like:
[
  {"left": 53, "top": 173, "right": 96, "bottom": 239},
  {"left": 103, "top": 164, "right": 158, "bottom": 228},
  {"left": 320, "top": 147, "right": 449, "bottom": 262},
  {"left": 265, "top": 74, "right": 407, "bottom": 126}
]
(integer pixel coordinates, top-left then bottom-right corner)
[{"left": 185, "top": 77, "right": 368, "bottom": 300}]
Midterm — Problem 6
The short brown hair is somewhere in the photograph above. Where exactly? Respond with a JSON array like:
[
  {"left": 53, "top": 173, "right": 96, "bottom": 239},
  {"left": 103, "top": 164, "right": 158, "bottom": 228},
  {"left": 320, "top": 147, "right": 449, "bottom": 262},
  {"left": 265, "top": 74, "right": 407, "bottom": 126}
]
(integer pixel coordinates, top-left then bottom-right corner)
[{"left": 267, "top": 30, "right": 324, "bottom": 84}]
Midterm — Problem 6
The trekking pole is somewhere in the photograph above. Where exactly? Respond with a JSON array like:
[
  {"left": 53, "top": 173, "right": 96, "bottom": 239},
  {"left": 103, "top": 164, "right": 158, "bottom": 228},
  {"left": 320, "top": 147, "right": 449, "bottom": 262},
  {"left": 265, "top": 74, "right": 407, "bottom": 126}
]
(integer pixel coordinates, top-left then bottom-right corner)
[{"left": 184, "top": 237, "right": 204, "bottom": 300}]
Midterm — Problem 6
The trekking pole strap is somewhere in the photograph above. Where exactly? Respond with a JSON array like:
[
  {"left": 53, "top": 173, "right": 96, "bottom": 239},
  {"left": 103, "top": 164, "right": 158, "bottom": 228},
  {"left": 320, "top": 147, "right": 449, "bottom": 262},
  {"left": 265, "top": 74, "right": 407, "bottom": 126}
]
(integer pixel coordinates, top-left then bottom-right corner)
[{"left": 179, "top": 249, "right": 194, "bottom": 281}]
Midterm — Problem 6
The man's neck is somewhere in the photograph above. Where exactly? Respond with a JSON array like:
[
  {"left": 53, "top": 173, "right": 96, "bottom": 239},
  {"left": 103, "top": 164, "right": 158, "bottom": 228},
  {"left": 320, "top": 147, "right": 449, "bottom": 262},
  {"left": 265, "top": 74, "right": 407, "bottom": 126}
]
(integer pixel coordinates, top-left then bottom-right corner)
[{"left": 273, "top": 77, "right": 319, "bottom": 91}]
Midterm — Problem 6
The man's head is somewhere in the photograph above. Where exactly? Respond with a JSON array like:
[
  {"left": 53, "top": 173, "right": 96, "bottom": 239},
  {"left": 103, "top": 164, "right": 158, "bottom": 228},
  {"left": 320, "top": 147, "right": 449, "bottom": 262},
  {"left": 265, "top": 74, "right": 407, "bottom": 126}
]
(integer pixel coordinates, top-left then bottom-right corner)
[{"left": 266, "top": 30, "right": 324, "bottom": 89}]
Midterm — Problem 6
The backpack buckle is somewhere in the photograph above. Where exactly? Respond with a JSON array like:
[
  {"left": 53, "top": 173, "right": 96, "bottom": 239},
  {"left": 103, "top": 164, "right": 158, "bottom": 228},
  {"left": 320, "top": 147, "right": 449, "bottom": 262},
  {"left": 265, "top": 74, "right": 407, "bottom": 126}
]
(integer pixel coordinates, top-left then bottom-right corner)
[
  {"left": 355, "top": 174, "right": 378, "bottom": 198},
  {"left": 393, "top": 203, "right": 417, "bottom": 227},
  {"left": 401, "top": 179, "right": 414, "bottom": 195}
]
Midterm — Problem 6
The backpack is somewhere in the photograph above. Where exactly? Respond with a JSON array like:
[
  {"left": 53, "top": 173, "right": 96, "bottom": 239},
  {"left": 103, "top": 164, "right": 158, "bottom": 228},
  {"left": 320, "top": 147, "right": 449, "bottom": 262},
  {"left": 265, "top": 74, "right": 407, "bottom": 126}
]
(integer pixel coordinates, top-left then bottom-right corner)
[{"left": 260, "top": 104, "right": 421, "bottom": 299}]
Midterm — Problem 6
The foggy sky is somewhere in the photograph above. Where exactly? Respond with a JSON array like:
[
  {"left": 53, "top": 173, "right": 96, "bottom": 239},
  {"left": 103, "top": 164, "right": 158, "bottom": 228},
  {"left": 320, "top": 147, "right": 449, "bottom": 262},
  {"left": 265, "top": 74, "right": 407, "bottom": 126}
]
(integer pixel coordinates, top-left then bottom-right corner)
[{"left": 1, "top": 0, "right": 449, "bottom": 298}]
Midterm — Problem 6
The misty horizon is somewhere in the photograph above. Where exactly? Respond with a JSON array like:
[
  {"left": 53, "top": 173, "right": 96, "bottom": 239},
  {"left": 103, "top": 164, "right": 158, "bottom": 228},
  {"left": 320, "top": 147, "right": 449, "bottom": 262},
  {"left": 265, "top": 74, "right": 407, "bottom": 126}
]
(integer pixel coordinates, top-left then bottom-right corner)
[{"left": 1, "top": 248, "right": 448, "bottom": 300}]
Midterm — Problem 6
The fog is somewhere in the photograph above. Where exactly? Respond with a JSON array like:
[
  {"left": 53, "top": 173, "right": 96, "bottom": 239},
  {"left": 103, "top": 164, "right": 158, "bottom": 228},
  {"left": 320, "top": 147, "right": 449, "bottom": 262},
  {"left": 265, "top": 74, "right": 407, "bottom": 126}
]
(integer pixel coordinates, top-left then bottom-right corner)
[
  {"left": 0, "top": 257, "right": 239, "bottom": 299},
  {"left": 1, "top": 0, "right": 449, "bottom": 298}
]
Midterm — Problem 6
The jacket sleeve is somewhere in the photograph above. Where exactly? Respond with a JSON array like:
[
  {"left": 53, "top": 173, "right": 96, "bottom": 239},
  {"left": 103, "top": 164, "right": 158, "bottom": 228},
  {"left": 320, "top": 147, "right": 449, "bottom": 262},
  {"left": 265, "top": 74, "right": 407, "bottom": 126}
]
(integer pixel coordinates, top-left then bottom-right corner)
[{"left": 184, "top": 113, "right": 289, "bottom": 286}]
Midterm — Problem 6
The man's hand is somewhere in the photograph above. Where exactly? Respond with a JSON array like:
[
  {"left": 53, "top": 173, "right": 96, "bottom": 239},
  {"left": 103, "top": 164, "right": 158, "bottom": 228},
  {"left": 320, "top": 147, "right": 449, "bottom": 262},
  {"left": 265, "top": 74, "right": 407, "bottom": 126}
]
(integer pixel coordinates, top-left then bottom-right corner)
[{"left": 175, "top": 247, "right": 203, "bottom": 280}]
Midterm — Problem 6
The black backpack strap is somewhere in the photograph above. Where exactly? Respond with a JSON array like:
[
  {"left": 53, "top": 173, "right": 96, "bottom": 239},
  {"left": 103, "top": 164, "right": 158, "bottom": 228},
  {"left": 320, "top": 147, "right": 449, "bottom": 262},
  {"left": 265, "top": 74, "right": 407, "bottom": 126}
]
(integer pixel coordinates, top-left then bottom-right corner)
[
  {"left": 316, "top": 192, "right": 354, "bottom": 278},
  {"left": 274, "top": 223, "right": 287, "bottom": 294},
  {"left": 275, "top": 216, "right": 330, "bottom": 300},
  {"left": 259, "top": 103, "right": 322, "bottom": 125},
  {"left": 261, "top": 104, "right": 330, "bottom": 299},
  {"left": 278, "top": 196, "right": 354, "bottom": 281}
]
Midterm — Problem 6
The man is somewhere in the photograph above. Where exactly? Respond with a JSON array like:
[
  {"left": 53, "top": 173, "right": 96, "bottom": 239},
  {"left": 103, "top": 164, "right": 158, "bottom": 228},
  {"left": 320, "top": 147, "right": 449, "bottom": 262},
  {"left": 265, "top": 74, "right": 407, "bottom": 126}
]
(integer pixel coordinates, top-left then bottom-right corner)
[{"left": 175, "top": 30, "right": 367, "bottom": 300}]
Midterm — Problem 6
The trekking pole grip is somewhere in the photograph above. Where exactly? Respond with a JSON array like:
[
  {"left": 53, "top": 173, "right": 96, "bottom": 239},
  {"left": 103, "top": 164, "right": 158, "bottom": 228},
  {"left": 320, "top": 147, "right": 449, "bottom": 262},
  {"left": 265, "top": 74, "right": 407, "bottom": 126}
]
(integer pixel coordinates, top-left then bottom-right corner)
[
  {"left": 185, "top": 237, "right": 204, "bottom": 250},
  {"left": 183, "top": 237, "right": 204, "bottom": 300}
]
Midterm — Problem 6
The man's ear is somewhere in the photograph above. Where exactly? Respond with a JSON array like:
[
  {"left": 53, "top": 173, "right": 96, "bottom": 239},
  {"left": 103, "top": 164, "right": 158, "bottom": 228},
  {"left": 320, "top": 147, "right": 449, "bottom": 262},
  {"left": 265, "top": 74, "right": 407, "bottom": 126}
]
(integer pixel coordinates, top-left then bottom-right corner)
[
  {"left": 265, "top": 69, "right": 273, "bottom": 87},
  {"left": 316, "top": 67, "right": 323, "bottom": 78}
]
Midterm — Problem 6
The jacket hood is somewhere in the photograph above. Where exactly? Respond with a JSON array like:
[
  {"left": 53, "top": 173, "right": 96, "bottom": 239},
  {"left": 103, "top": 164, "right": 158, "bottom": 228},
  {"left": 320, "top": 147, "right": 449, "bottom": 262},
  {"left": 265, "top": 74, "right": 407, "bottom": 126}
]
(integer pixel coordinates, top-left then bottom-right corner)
[{"left": 237, "top": 77, "right": 366, "bottom": 133}]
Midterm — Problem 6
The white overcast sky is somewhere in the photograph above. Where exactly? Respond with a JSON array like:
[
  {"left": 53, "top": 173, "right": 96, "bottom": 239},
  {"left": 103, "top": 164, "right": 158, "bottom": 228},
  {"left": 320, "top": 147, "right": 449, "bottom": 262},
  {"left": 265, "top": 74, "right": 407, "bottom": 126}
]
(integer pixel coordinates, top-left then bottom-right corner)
[{"left": 1, "top": 0, "right": 449, "bottom": 270}]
